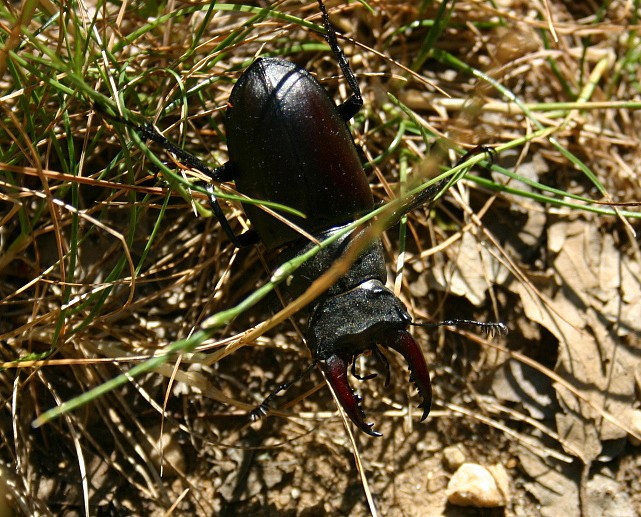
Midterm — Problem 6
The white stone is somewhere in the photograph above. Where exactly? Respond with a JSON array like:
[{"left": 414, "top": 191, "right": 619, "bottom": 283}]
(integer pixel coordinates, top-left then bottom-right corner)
[{"left": 446, "top": 463, "right": 509, "bottom": 507}]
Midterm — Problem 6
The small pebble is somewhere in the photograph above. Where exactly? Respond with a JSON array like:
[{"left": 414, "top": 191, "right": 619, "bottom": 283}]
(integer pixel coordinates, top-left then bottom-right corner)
[
  {"left": 442, "top": 444, "right": 467, "bottom": 471},
  {"left": 446, "top": 463, "right": 510, "bottom": 508}
]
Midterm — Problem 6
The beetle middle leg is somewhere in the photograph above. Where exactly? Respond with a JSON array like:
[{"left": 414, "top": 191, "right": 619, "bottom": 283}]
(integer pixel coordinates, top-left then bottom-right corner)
[
  {"left": 205, "top": 183, "right": 259, "bottom": 248},
  {"left": 135, "top": 122, "right": 258, "bottom": 247}
]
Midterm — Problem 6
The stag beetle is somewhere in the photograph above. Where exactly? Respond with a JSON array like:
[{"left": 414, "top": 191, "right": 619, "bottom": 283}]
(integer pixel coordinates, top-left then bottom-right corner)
[{"left": 137, "top": 0, "right": 504, "bottom": 436}]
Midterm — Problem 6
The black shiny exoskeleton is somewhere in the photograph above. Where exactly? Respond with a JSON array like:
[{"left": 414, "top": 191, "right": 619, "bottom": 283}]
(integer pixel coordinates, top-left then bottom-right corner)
[
  {"left": 226, "top": 57, "right": 373, "bottom": 250},
  {"left": 138, "top": 0, "right": 461, "bottom": 436}
]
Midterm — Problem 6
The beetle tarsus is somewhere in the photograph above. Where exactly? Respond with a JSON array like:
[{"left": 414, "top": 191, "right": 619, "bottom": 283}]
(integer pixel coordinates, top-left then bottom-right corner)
[
  {"left": 321, "top": 354, "right": 381, "bottom": 437},
  {"left": 248, "top": 361, "right": 318, "bottom": 423},
  {"left": 249, "top": 401, "right": 270, "bottom": 422},
  {"left": 385, "top": 330, "right": 433, "bottom": 421}
]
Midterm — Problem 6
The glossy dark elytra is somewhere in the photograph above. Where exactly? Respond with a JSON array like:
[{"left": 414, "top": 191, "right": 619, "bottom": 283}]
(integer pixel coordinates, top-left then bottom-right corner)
[{"left": 227, "top": 58, "right": 374, "bottom": 249}]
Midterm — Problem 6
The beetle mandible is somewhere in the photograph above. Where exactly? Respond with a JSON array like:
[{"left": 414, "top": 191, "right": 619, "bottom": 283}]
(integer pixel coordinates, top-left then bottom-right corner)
[{"left": 139, "top": 0, "right": 502, "bottom": 436}]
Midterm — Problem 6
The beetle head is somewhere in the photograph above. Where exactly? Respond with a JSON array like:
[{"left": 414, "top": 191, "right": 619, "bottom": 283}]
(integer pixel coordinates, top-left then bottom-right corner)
[{"left": 307, "top": 280, "right": 432, "bottom": 436}]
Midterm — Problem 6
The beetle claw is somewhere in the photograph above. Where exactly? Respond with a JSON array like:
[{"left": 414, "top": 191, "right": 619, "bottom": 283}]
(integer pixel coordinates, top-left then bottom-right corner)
[
  {"left": 321, "top": 354, "right": 382, "bottom": 437},
  {"left": 385, "top": 330, "right": 432, "bottom": 421},
  {"left": 320, "top": 331, "right": 431, "bottom": 435}
]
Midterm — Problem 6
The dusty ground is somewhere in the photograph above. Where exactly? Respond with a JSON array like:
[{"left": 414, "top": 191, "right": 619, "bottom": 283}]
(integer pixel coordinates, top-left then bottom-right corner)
[{"left": 1, "top": 0, "right": 640, "bottom": 515}]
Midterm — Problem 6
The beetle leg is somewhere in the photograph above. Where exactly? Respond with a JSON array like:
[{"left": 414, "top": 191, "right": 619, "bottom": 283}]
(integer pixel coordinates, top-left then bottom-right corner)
[
  {"left": 205, "top": 184, "right": 259, "bottom": 248},
  {"left": 385, "top": 330, "right": 432, "bottom": 421},
  {"left": 372, "top": 346, "right": 392, "bottom": 387},
  {"left": 350, "top": 355, "right": 377, "bottom": 381},
  {"left": 321, "top": 354, "right": 381, "bottom": 437},
  {"left": 316, "top": 0, "right": 363, "bottom": 122}
]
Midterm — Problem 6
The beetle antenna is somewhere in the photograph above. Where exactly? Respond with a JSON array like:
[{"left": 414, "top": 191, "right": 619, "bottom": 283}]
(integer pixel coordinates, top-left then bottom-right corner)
[
  {"left": 411, "top": 319, "right": 508, "bottom": 337},
  {"left": 249, "top": 361, "right": 318, "bottom": 421}
]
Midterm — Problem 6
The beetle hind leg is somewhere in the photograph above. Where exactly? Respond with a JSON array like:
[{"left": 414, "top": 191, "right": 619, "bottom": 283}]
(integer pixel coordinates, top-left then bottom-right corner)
[
  {"left": 316, "top": 0, "right": 363, "bottom": 122},
  {"left": 384, "top": 330, "right": 432, "bottom": 421},
  {"left": 321, "top": 354, "right": 381, "bottom": 437}
]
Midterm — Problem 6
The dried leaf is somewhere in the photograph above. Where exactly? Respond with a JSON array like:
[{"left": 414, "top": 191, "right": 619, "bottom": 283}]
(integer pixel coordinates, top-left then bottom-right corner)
[
  {"left": 586, "top": 474, "right": 636, "bottom": 517},
  {"left": 513, "top": 219, "right": 639, "bottom": 461},
  {"left": 491, "top": 361, "right": 556, "bottom": 420},
  {"left": 431, "top": 230, "right": 509, "bottom": 306},
  {"left": 555, "top": 411, "right": 601, "bottom": 463},
  {"left": 520, "top": 450, "right": 580, "bottom": 517},
  {"left": 520, "top": 451, "right": 636, "bottom": 517}
]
